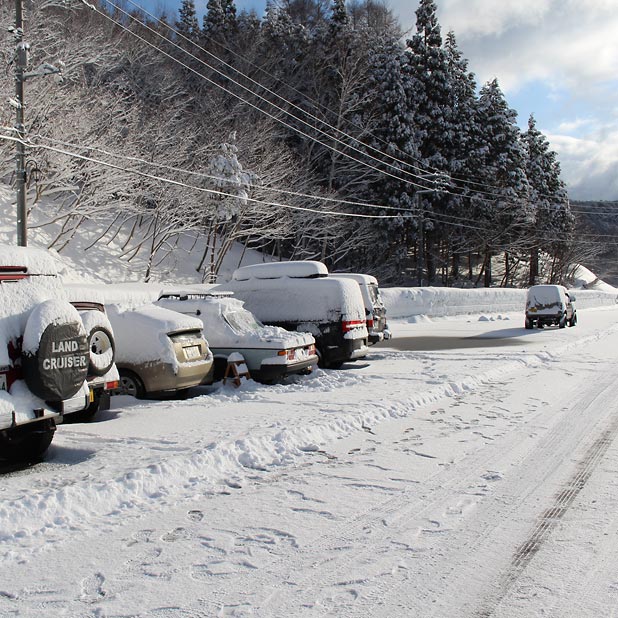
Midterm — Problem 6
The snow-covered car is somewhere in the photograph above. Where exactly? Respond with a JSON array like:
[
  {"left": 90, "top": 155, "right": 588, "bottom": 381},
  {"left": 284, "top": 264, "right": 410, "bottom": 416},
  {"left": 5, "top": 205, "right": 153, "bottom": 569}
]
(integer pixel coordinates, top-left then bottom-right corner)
[
  {"left": 525, "top": 284, "right": 577, "bottom": 329},
  {"left": 107, "top": 303, "right": 214, "bottom": 398},
  {"left": 0, "top": 246, "right": 119, "bottom": 463},
  {"left": 331, "top": 273, "right": 391, "bottom": 344},
  {"left": 156, "top": 291, "right": 318, "bottom": 382},
  {"left": 215, "top": 261, "right": 369, "bottom": 369}
]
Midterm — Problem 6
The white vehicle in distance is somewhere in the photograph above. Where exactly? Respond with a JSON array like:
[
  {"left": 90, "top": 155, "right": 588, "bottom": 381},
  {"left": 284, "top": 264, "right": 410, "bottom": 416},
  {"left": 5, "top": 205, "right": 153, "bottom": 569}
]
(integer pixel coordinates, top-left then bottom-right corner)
[
  {"left": 156, "top": 291, "right": 318, "bottom": 383},
  {"left": 107, "top": 304, "right": 214, "bottom": 398},
  {"left": 331, "top": 273, "right": 391, "bottom": 344},
  {"left": 215, "top": 260, "right": 369, "bottom": 369},
  {"left": 525, "top": 284, "right": 577, "bottom": 329}
]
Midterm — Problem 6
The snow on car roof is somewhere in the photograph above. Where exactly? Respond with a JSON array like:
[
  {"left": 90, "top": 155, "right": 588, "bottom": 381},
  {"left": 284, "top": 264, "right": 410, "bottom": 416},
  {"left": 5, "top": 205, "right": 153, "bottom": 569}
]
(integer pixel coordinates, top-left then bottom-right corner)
[
  {"left": 107, "top": 303, "right": 204, "bottom": 334},
  {"left": 106, "top": 303, "right": 205, "bottom": 365},
  {"left": 527, "top": 285, "right": 568, "bottom": 303},
  {"left": 0, "top": 245, "right": 61, "bottom": 276},
  {"left": 232, "top": 260, "right": 328, "bottom": 281},
  {"left": 217, "top": 275, "right": 366, "bottom": 322},
  {"left": 331, "top": 272, "right": 378, "bottom": 285}
]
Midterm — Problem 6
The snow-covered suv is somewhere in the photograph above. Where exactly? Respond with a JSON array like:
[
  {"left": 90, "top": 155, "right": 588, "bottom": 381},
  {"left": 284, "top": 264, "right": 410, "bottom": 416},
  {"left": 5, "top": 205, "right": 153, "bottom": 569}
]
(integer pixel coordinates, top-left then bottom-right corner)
[
  {"left": 525, "top": 284, "right": 577, "bottom": 329},
  {"left": 0, "top": 246, "right": 118, "bottom": 463}
]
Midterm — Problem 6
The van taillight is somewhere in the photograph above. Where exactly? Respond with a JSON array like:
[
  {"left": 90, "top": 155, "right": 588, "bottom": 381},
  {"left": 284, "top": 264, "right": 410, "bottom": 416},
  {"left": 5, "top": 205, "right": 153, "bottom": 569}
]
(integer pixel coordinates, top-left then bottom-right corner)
[
  {"left": 342, "top": 320, "right": 364, "bottom": 333},
  {"left": 366, "top": 318, "right": 374, "bottom": 328}
]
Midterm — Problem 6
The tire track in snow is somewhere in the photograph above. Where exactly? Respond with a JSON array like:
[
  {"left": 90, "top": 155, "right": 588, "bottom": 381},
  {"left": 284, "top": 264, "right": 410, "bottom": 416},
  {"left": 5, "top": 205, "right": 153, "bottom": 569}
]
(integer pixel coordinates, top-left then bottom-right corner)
[{"left": 479, "top": 402, "right": 618, "bottom": 617}]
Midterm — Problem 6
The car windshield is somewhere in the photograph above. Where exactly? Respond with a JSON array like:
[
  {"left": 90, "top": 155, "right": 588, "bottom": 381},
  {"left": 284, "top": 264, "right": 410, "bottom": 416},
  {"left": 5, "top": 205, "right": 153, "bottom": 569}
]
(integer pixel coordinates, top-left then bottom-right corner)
[{"left": 223, "top": 310, "right": 263, "bottom": 334}]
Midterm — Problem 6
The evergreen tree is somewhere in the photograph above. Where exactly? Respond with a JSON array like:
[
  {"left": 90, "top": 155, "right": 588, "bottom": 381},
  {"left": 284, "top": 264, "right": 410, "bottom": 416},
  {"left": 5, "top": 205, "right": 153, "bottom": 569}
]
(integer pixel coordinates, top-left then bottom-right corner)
[
  {"left": 202, "top": 0, "right": 238, "bottom": 43},
  {"left": 360, "top": 35, "right": 419, "bottom": 280},
  {"left": 473, "top": 79, "right": 532, "bottom": 286},
  {"left": 405, "top": 0, "right": 452, "bottom": 283},
  {"left": 523, "top": 115, "right": 573, "bottom": 284},
  {"left": 443, "top": 31, "right": 482, "bottom": 282},
  {"left": 175, "top": 0, "right": 200, "bottom": 40}
]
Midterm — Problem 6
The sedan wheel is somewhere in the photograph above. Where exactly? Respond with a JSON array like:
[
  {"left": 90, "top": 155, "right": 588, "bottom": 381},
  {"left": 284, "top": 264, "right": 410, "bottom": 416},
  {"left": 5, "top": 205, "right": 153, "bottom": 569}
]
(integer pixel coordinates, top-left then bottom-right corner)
[{"left": 116, "top": 371, "right": 146, "bottom": 399}]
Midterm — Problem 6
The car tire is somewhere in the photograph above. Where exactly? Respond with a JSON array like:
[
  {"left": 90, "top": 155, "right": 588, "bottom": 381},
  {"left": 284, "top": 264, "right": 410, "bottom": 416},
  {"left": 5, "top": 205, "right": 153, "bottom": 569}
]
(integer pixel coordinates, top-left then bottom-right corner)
[
  {"left": 524, "top": 318, "right": 533, "bottom": 329},
  {"left": 80, "top": 311, "right": 115, "bottom": 377},
  {"left": 559, "top": 313, "right": 567, "bottom": 329},
  {"left": 569, "top": 313, "right": 577, "bottom": 327},
  {"left": 537, "top": 322, "right": 544, "bottom": 329},
  {"left": 0, "top": 420, "right": 56, "bottom": 463},
  {"left": 21, "top": 300, "right": 90, "bottom": 402},
  {"left": 116, "top": 370, "right": 145, "bottom": 399}
]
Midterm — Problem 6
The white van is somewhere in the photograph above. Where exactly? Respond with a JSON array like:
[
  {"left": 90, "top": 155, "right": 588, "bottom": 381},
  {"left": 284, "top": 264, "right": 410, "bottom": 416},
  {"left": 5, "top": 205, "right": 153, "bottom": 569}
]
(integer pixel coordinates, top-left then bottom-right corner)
[
  {"left": 525, "top": 285, "right": 577, "bottom": 329},
  {"left": 215, "top": 261, "right": 369, "bottom": 369},
  {"left": 331, "top": 273, "right": 391, "bottom": 344}
]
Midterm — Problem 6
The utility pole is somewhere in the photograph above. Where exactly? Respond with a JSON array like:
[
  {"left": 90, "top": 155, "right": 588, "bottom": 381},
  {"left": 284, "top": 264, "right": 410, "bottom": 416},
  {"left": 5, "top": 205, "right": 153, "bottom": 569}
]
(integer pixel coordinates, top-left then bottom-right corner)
[
  {"left": 14, "top": 0, "right": 28, "bottom": 246},
  {"left": 11, "top": 0, "right": 60, "bottom": 247},
  {"left": 415, "top": 173, "right": 452, "bottom": 287}
]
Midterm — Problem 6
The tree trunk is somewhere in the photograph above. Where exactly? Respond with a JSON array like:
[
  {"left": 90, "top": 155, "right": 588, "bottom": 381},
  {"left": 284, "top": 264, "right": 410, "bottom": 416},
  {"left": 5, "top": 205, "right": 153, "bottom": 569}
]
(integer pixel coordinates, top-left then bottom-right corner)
[
  {"left": 484, "top": 250, "right": 493, "bottom": 288},
  {"left": 529, "top": 247, "right": 539, "bottom": 286}
]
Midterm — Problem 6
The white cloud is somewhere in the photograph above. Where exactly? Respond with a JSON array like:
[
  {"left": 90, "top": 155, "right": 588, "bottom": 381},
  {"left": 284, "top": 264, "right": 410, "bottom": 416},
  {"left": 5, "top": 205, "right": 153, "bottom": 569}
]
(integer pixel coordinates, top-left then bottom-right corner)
[
  {"left": 390, "top": 1, "right": 618, "bottom": 199},
  {"left": 393, "top": 1, "right": 618, "bottom": 92},
  {"left": 548, "top": 127, "right": 618, "bottom": 200}
]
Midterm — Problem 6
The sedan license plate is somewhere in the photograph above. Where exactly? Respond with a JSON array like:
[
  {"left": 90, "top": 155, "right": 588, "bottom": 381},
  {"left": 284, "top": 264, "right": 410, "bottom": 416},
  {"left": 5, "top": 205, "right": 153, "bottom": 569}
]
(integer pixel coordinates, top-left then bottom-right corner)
[{"left": 184, "top": 345, "right": 202, "bottom": 360}]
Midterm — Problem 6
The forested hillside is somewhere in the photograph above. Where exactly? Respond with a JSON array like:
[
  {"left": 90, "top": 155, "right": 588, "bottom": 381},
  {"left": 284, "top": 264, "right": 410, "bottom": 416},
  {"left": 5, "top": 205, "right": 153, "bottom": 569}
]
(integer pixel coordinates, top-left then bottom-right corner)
[
  {"left": 0, "top": 0, "right": 588, "bottom": 286},
  {"left": 572, "top": 201, "right": 618, "bottom": 286}
]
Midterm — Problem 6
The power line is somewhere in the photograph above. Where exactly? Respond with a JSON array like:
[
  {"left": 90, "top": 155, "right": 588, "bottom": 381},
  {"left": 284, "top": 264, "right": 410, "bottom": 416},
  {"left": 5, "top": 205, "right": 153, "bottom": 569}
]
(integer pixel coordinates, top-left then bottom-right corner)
[
  {"left": 95, "top": 0, "right": 442, "bottom": 193},
  {"left": 4, "top": 132, "right": 615, "bottom": 247},
  {"left": 0, "top": 133, "right": 404, "bottom": 220}
]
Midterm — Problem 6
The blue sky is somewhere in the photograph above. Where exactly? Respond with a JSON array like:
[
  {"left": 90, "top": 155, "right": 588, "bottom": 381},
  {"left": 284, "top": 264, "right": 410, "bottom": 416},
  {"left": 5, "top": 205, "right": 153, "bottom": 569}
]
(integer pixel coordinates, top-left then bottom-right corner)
[{"left": 141, "top": 0, "right": 618, "bottom": 201}]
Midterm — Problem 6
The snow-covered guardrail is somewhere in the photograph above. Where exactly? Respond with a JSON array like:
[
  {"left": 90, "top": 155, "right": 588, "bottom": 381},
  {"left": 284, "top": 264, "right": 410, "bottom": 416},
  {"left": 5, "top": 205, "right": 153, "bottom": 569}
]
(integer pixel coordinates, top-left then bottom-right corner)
[{"left": 381, "top": 286, "right": 618, "bottom": 320}]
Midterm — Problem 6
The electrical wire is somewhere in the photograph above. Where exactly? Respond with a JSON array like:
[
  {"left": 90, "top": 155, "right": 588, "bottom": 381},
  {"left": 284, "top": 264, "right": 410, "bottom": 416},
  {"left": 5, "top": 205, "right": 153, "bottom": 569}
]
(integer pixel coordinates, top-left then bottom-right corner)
[
  {"left": 0, "top": 132, "right": 405, "bottom": 220},
  {"left": 3, "top": 132, "right": 614, "bottom": 247},
  {"left": 121, "top": 0, "right": 531, "bottom": 202},
  {"left": 95, "top": 0, "right": 443, "bottom": 194}
]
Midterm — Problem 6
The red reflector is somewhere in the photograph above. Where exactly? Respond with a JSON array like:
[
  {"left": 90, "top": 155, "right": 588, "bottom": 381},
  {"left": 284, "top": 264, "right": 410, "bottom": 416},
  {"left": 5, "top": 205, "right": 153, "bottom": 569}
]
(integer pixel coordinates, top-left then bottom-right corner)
[
  {"left": 366, "top": 318, "right": 374, "bottom": 328},
  {"left": 105, "top": 380, "right": 119, "bottom": 390}
]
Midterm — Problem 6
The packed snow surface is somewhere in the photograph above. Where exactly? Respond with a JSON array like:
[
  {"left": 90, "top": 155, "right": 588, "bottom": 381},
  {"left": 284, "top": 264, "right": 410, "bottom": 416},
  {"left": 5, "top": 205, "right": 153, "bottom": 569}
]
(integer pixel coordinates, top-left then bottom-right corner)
[{"left": 1, "top": 186, "right": 618, "bottom": 616}]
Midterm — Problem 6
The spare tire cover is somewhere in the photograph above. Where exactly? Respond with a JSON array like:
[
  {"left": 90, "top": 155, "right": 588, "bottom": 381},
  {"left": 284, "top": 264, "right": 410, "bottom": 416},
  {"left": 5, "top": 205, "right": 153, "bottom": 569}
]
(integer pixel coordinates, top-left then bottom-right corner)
[{"left": 22, "top": 300, "right": 89, "bottom": 402}]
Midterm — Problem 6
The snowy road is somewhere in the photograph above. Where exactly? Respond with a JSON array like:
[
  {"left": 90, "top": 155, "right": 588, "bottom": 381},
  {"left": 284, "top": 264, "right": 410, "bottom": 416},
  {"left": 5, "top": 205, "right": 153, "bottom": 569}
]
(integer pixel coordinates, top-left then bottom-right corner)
[{"left": 2, "top": 307, "right": 618, "bottom": 617}]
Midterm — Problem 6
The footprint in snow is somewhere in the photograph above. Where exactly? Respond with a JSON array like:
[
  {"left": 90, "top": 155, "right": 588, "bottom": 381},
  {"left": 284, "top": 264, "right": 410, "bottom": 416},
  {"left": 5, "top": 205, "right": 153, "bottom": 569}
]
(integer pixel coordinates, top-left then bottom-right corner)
[
  {"left": 188, "top": 510, "right": 204, "bottom": 522},
  {"left": 161, "top": 527, "right": 191, "bottom": 542},
  {"left": 80, "top": 572, "right": 106, "bottom": 603}
]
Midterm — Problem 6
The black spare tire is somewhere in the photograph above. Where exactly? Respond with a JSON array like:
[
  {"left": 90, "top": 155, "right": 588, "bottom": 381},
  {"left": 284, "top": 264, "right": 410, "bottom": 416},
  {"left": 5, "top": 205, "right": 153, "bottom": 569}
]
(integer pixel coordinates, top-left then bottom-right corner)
[{"left": 22, "top": 300, "right": 89, "bottom": 402}]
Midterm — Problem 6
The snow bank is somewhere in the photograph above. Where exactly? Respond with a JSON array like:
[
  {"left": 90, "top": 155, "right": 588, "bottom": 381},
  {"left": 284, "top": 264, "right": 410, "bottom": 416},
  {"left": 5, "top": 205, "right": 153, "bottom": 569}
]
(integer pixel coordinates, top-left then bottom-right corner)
[{"left": 382, "top": 286, "right": 618, "bottom": 320}]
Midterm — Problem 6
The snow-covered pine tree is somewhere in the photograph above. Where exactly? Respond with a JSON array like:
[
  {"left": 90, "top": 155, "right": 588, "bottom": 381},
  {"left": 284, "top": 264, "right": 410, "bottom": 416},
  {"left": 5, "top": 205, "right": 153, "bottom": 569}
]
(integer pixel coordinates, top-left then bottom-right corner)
[
  {"left": 404, "top": 0, "right": 452, "bottom": 284},
  {"left": 442, "top": 31, "right": 482, "bottom": 283},
  {"left": 473, "top": 79, "right": 532, "bottom": 286},
  {"left": 176, "top": 0, "right": 200, "bottom": 41},
  {"left": 202, "top": 0, "right": 238, "bottom": 46},
  {"left": 359, "top": 35, "right": 419, "bottom": 280},
  {"left": 522, "top": 114, "right": 573, "bottom": 284}
]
